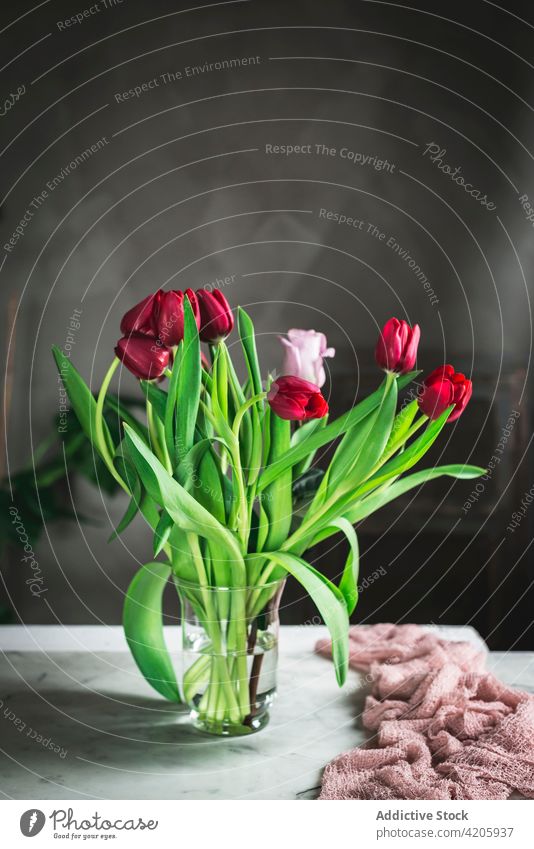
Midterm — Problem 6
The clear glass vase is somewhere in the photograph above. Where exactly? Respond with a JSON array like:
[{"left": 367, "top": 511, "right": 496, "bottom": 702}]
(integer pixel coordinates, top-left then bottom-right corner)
[{"left": 175, "top": 578, "right": 285, "bottom": 736}]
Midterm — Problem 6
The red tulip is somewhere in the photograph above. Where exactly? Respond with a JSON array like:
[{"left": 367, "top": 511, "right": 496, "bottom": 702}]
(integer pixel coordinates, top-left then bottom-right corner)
[
  {"left": 154, "top": 289, "right": 200, "bottom": 347},
  {"left": 120, "top": 290, "right": 161, "bottom": 336},
  {"left": 115, "top": 334, "right": 170, "bottom": 380},
  {"left": 375, "top": 318, "right": 420, "bottom": 374},
  {"left": 267, "top": 376, "right": 328, "bottom": 421},
  {"left": 196, "top": 288, "right": 234, "bottom": 343},
  {"left": 418, "top": 365, "right": 472, "bottom": 422}
]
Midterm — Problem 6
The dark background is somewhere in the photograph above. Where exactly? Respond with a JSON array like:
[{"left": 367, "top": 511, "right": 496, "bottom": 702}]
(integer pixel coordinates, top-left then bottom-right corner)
[{"left": 1, "top": 0, "right": 532, "bottom": 648}]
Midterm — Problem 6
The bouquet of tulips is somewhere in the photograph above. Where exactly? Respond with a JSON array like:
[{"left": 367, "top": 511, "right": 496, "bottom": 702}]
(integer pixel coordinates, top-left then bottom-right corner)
[{"left": 53, "top": 288, "right": 484, "bottom": 735}]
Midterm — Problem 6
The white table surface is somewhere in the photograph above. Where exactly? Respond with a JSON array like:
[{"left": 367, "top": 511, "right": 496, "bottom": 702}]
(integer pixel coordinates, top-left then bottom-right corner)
[{"left": 1, "top": 625, "right": 531, "bottom": 800}]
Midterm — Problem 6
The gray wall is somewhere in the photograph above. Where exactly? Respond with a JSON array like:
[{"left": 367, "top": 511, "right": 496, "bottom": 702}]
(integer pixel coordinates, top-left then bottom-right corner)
[{"left": 1, "top": 0, "right": 532, "bottom": 625}]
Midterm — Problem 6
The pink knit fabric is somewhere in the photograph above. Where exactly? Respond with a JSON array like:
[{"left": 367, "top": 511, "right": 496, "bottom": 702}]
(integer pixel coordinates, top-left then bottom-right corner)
[{"left": 317, "top": 624, "right": 534, "bottom": 800}]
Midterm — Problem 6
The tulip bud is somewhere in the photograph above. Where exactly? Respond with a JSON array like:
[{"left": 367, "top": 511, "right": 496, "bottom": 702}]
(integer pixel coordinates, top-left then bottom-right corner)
[
  {"left": 375, "top": 318, "right": 420, "bottom": 374},
  {"left": 418, "top": 365, "right": 472, "bottom": 422},
  {"left": 154, "top": 289, "right": 200, "bottom": 347},
  {"left": 120, "top": 290, "right": 161, "bottom": 336},
  {"left": 196, "top": 288, "right": 234, "bottom": 343},
  {"left": 115, "top": 334, "right": 170, "bottom": 380},
  {"left": 280, "top": 329, "right": 335, "bottom": 388},
  {"left": 267, "top": 375, "right": 328, "bottom": 421}
]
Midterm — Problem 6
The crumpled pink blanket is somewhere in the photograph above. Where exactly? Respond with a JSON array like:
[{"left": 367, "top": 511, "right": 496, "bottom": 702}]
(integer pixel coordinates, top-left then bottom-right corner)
[{"left": 316, "top": 623, "right": 534, "bottom": 800}]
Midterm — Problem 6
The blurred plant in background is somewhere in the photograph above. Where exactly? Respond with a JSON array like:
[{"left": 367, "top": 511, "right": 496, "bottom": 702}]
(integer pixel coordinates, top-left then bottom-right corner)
[{"left": 0, "top": 398, "right": 142, "bottom": 622}]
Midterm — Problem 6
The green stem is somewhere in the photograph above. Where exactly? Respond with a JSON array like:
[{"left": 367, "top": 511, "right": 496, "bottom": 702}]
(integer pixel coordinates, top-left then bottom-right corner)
[
  {"left": 182, "top": 654, "right": 211, "bottom": 702},
  {"left": 232, "top": 393, "right": 266, "bottom": 439},
  {"left": 230, "top": 447, "right": 249, "bottom": 550},
  {"left": 246, "top": 558, "right": 278, "bottom": 618},
  {"left": 201, "top": 400, "right": 247, "bottom": 547},
  {"left": 197, "top": 399, "right": 244, "bottom": 542},
  {"left": 146, "top": 400, "right": 162, "bottom": 462},
  {"left": 95, "top": 358, "right": 128, "bottom": 492},
  {"left": 229, "top": 586, "right": 250, "bottom": 719},
  {"left": 158, "top": 419, "right": 174, "bottom": 474},
  {"left": 145, "top": 398, "right": 173, "bottom": 474},
  {"left": 187, "top": 534, "right": 242, "bottom": 724},
  {"left": 227, "top": 394, "right": 265, "bottom": 550}
]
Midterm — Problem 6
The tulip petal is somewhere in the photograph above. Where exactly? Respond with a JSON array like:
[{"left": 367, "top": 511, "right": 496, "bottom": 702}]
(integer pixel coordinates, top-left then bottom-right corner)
[
  {"left": 120, "top": 290, "right": 161, "bottom": 336},
  {"left": 115, "top": 334, "right": 170, "bottom": 380},
  {"left": 268, "top": 375, "right": 328, "bottom": 421},
  {"left": 280, "top": 329, "right": 334, "bottom": 386},
  {"left": 197, "top": 288, "right": 234, "bottom": 343}
]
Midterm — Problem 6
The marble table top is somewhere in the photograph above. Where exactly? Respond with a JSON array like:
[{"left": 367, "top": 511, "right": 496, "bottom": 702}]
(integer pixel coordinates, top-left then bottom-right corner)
[{"left": 1, "top": 624, "right": 531, "bottom": 800}]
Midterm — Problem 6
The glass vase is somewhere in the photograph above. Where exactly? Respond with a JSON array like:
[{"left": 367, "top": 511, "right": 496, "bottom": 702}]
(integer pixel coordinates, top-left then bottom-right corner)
[{"left": 175, "top": 578, "right": 285, "bottom": 736}]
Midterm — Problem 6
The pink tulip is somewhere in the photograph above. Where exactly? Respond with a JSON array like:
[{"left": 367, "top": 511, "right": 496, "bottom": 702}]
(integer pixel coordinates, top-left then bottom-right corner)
[{"left": 279, "top": 329, "right": 335, "bottom": 388}]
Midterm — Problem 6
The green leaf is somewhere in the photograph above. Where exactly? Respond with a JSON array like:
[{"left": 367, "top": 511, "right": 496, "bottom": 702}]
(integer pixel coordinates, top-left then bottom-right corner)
[
  {"left": 311, "top": 517, "right": 359, "bottom": 615},
  {"left": 337, "top": 376, "right": 398, "bottom": 493},
  {"left": 175, "top": 438, "right": 211, "bottom": 485},
  {"left": 237, "top": 308, "right": 263, "bottom": 396},
  {"left": 177, "top": 435, "right": 238, "bottom": 525},
  {"left": 385, "top": 398, "right": 418, "bottom": 454},
  {"left": 291, "top": 406, "right": 455, "bottom": 553},
  {"left": 325, "top": 377, "right": 397, "bottom": 497},
  {"left": 105, "top": 395, "right": 149, "bottom": 443},
  {"left": 183, "top": 440, "right": 227, "bottom": 525},
  {"left": 344, "top": 463, "right": 486, "bottom": 524},
  {"left": 108, "top": 476, "right": 143, "bottom": 542},
  {"left": 258, "top": 414, "right": 292, "bottom": 551},
  {"left": 122, "top": 424, "right": 245, "bottom": 580},
  {"left": 247, "top": 411, "right": 263, "bottom": 486},
  {"left": 236, "top": 309, "right": 264, "bottom": 483},
  {"left": 198, "top": 450, "right": 227, "bottom": 523},
  {"left": 305, "top": 378, "right": 396, "bottom": 520},
  {"left": 290, "top": 415, "right": 328, "bottom": 449},
  {"left": 291, "top": 416, "right": 328, "bottom": 477},
  {"left": 203, "top": 390, "right": 235, "bottom": 448},
  {"left": 175, "top": 299, "right": 202, "bottom": 463},
  {"left": 166, "top": 527, "right": 200, "bottom": 584},
  {"left": 224, "top": 345, "right": 252, "bottom": 467},
  {"left": 259, "top": 551, "right": 349, "bottom": 686},
  {"left": 123, "top": 561, "right": 180, "bottom": 701},
  {"left": 213, "top": 345, "right": 229, "bottom": 421},
  {"left": 52, "top": 346, "right": 114, "bottom": 458},
  {"left": 316, "top": 412, "right": 371, "bottom": 509},
  {"left": 164, "top": 341, "right": 182, "bottom": 465},
  {"left": 140, "top": 381, "right": 168, "bottom": 424},
  {"left": 225, "top": 346, "right": 246, "bottom": 406},
  {"left": 208, "top": 348, "right": 236, "bottom": 447},
  {"left": 355, "top": 405, "right": 453, "bottom": 498},
  {"left": 109, "top": 444, "right": 158, "bottom": 541},
  {"left": 153, "top": 510, "right": 174, "bottom": 557},
  {"left": 258, "top": 372, "right": 418, "bottom": 492}
]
